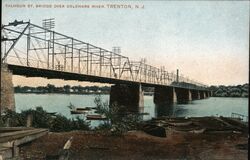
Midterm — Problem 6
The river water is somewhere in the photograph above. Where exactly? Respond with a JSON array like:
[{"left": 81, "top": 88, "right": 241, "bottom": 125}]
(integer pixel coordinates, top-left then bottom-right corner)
[{"left": 15, "top": 94, "right": 248, "bottom": 126}]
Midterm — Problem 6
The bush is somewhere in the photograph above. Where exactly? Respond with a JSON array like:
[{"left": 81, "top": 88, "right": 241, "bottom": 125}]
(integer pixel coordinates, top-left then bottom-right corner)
[
  {"left": 1, "top": 109, "right": 25, "bottom": 127},
  {"left": 94, "top": 96, "right": 142, "bottom": 135},
  {"left": 0, "top": 107, "right": 90, "bottom": 132},
  {"left": 211, "top": 84, "right": 249, "bottom": 97},
  {"left": 50, "top": 114, "right": 71, "bottom": 132},
  {"left": 21, "top": 107, "right": 52, "bottom": 128},
  {"left": 70, "top": 116, "right": 90, "bottom": 131}
]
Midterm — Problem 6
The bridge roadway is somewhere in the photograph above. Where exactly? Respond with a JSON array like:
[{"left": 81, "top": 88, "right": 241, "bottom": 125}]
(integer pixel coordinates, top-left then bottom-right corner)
[
  {"left": 7, "top": 64, "right": 208, "bottom": 90},
  {"left": 5, "top": 63, "right": 211, "bottom": 113}
]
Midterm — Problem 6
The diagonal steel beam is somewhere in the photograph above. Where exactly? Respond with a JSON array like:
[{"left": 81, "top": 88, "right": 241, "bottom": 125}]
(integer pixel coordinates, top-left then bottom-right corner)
[{"left": 1, "top": 22, "right": 30, "bottom": 62}]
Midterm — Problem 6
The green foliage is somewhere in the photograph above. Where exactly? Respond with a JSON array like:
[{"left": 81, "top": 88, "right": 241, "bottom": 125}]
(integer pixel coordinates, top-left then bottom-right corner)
[
  {"left": 0, "top": 118, "right": 4, "bottom": 127},
  {"left": 67, "top": 103, "right": 75, "bottom": 110},
  {"left": 94, "top": 96, "right": 142, "bottom": 135},
  {"left": 68, "top": 116, "right": 90, "bottom": 131},
  {"left": 209, "top": 84, "right": 249, "bottom": 97},
  {"left": 63, "top": 85, "right": 71, "bottom": 93},
  {"left": 0, "top": 107, "right": 90, "bottom": 132},
  {"left": 14, "top": 84, "right": 111, "bottom": 94},
  {"left": 21, "top": 107, "right": 52, "bottom": 128},
  {"left": 94, "top": 123, "right": 112, "bottom": 132},
  {"left": 50, "top": 114, "right": 71, "bottom": 132},
  {"left": 1, "top": 109, "right": 25, "bottom": 127},
  {"left": 47, "top": 84, "right": 56, "bottom": 93}
]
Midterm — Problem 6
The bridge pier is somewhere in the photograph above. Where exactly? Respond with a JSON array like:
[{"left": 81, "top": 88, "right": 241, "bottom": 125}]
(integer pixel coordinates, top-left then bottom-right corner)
[
  {"left": 175, "top": 88, "right": 192, "bottom": 103},
  {"left": 200, "top": 91, "right": 207, "bottom": 99},
  {"left": 204, "top": 91, "right": 208, "bottom": 98},
  {"left": 109, "top": 84, "right": 144, "bottom": 113},
  {"left": 206, "top": 91, "right": 210, "bottom": 97},
  {"left": 191, "top": 90, "right": 200, "bottom": 100},
  {"left": 208, "top": 91, "right": 212, "bottom": 97},
  {"left": 154, "top": 86, "right": 177, "bottom": 104},
  {"left": 0, "top": 66, "right": 15, "bottom": 114}
]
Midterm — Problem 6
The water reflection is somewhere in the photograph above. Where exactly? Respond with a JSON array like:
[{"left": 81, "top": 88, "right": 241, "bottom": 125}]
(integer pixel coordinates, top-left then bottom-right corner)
[
  {"left": 154, "top": 101, "right": 195, "bottom": 118},
  {"left": 155, "top": 103, "right": 177, "bottom": 117}
]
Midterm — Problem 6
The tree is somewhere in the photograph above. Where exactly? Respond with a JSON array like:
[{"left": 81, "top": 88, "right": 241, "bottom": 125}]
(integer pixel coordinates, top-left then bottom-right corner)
[
  {"left": 63, "top": 85, "right": 71, "bottom": 93},
  {"left": 47, "top": 84, "right": 55, "bottom": 93},
  {"left": 14, "top": 85, "right": 22, "bottom": 93},
  {"left": 94, "top": 96, "right": 142, "bottom": 134}
]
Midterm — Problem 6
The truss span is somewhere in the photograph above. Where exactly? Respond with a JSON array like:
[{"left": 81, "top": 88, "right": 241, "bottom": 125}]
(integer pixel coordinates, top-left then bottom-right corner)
[{"left": 1, "top": 20, "right": 208, "bottom": 90}]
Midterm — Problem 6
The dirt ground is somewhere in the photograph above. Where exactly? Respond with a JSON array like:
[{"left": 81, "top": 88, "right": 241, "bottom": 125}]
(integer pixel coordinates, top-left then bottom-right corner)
[{"left": 19, "top": 130, "right": 248, "bottom": 160}]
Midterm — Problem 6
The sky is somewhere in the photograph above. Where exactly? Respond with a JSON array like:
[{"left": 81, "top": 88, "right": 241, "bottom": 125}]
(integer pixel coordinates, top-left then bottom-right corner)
[{"left": 2, "top": 0, "right": 249, "bottom": 87}]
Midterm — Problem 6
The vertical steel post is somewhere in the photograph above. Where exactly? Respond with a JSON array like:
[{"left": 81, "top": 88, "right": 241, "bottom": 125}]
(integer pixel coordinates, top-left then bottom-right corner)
[
  {"left": 90, "top": 53, "right": 92, "bottom": 75},
  {"left": 139, "top": 62, "right": 142, "bottom": 81},
  {"left": 78, "top": 49, "right": 81, "bottom": 73},
  {"left": 110, "top": 52, "right": 112, "bottom": 78},
  {"left": 158, "top": 68, "right": 160, "bottom": 84},
  {"left": 118, "top": 56, "right": 121, "bottom": 79},
  {"left": 27, "top": 26, "right": 30, "bottom": 66},
  {"left": 71, "top": 38, "right": 73, "bottom": 72},
  {"left": 177, "top": 69, "right": 179, "bottom": 82},
  {"left": 52, "top": 31, "right": 55, "bottom": 69},
  {"left": 47, "top": 40, "right": 50, "bottom": 69},
  {"left": 86, "top": 44, "right": 89, "bottom": 74},
  {"left": 99, "top": 48, "right": 102, "bottom": 76},
  {"left": 64, "top": 45, "right": 66, "bottom": 71}
]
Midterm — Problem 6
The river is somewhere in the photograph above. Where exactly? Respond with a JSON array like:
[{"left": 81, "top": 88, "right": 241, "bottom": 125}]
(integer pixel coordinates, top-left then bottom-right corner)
[{"left": 15, "top": 94, "right": 248, "bottom": 127}]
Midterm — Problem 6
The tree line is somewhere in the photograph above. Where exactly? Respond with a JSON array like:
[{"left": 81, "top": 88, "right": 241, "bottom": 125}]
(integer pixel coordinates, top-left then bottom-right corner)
[
  {"left": 14, "top": 83, "right": 249, "bottom": 97},
  {"left": 209, "top": 83, "right": 248, "bottom": 97},
  {"left": 14, "top": 84, "right": 111, "bottom": 94},
  {"left": 14, "top": 85, "right": 155, "bottom": 94}
]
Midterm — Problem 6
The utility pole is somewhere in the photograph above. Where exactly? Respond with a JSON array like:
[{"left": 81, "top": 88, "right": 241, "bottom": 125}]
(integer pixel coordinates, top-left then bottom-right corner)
[{"left": 176, "top": 69, "right": 179, "bottom": 82}]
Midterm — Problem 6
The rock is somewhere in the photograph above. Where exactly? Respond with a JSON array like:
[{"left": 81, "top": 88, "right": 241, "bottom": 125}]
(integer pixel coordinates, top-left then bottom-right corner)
[{"left": 142, "top": 124, "right": 166, "bottom": 137}]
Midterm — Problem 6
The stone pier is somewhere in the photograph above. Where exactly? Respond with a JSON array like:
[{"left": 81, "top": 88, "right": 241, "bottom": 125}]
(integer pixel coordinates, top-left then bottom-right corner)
[
  {"left": 175, "top": 88, "right": 192, "bottom": 103},
  {"left": 154, "top": 86, "right": 177, "bottom": 104},
  {"left": 109, "top": 84, "right": 144, "bottom": 113},
  {"left": 200, "top": 91, "right": 207, "bottom": 99},
  {"left": 191, "top": 90, "right": 200, "bottom": 100},
  {"left": 206, "top": 91, "right": 209, "bottom": 97},
  {"left": 207, "top": 91, "right": 211, "bottom": 97},
  {"left": 0, "top": 66, "right": 15, "bottom": 114}
]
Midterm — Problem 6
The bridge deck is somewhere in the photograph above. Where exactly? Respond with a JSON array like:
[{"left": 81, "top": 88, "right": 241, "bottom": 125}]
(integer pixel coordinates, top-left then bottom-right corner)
[{"left": 7, "top": 64, "right": 208, "bottom": 91}]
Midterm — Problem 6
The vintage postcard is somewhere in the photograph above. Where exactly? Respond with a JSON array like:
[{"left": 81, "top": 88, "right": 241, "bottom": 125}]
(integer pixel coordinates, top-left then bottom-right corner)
[{"left": 1, "top": 0, "right": 249, "bottom": 159}]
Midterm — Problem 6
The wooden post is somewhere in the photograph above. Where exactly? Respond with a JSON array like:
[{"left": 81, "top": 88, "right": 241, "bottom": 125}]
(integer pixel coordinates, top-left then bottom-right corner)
[{"left": 26, "top": 114, "right": 33, "bottom": 127}]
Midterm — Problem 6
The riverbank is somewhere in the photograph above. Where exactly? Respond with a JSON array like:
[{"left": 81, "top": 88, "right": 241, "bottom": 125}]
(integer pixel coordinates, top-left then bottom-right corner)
[
  {"left": 18, "top": 116, "right": 248, "bottom": 160},
  {"left": 19, "top": 129, "right": 248, "bottom": 160}
]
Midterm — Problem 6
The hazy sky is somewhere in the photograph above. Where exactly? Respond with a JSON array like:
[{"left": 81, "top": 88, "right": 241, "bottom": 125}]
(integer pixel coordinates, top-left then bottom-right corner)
[{"left": 2, "top": 0, "right": 249, "bottom": 86}]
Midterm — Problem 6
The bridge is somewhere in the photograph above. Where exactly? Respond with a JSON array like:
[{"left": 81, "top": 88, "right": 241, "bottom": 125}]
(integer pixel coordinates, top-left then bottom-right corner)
[{"left": 1, "top": 20, "right": 211, "bottom": 112}]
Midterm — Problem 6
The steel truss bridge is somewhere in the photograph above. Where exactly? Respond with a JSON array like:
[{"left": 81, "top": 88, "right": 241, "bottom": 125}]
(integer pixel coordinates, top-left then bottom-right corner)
[{"left": 1, "top": 20, "right": 208, "bottom": 90}]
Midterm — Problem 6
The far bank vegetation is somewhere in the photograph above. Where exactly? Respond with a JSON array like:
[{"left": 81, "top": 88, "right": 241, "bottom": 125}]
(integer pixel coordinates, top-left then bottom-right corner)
[
  {"left": 209, "top": 84, "right": 248, "bottom": 97},
  {"left": 14, "top": 83, "right": 249, "bottom": 98}
]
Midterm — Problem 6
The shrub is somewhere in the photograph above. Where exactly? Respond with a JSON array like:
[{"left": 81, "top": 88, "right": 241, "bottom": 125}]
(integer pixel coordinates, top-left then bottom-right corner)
[
  {"left": 94, "top": 96, "right": 142, "bottom": 135},
  {"left": 0, "top": 107, "right": 90, "bottom": 132},
  {"left": 1, "top": 109, "right": 25, "bottom": 127}
]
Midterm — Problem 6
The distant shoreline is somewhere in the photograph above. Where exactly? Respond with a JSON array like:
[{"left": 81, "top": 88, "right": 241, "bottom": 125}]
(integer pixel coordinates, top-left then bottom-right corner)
[
  {"left": 13, "top": 84, "right": 248, "bottom": 98},
  {"left": 14, "top": 92, "right": 248, "bottom": 98},
  {"left": 14, "top": 92, "right": 110, "bottom": 95},
  {"left": 14, "top": 92, "right": 154, "bottom": 96}
]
